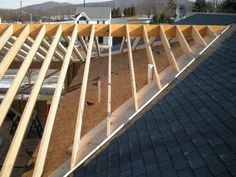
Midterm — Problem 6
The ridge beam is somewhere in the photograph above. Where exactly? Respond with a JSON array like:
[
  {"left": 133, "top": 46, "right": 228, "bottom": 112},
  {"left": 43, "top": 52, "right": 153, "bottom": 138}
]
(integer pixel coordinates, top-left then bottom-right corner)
[
  {"left": 176, "top": 25, "right": 193, "bottom": 57},
  {"left": 160, "top": 25, "right": 180, "bottom": 72},
  {"left": 192, "top": 25, "right": 207, "bottom": 47},
  {"left": 71, "top": 25, "right": 95, "bottom": 168},
  {"left": 126, "top": 25, "right": 139, "bottom": 111},
  {"left": 143, "top": 25, "right": 162, "bottom": 89},
  {"left": 0, "top": 25, "right": 29, "bottom": 80}
]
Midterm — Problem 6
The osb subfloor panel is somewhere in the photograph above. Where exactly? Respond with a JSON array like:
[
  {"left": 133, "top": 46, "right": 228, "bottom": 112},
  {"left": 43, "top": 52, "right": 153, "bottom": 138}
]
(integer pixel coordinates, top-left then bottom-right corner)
[{"left": 23, "top": 42, "right": 184, "bottom": 177}]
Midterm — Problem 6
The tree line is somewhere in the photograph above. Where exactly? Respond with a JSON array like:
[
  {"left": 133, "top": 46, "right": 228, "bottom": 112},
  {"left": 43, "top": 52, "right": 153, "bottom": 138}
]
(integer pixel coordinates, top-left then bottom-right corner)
[{"left": 112, "top": 6, "right": 136, "bottom": 18}]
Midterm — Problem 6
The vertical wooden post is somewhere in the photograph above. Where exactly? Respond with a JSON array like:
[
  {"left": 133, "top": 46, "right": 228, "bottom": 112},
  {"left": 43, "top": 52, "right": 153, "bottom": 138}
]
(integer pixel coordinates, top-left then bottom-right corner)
[
  {"left": 107, "top": 24, "right": 112, "bottom": 136},
  {"left": 71, "top": 25, "right": 95, "bottom": 168},
  {"left": 126, "top": 25, "right": 139, "bottom": 111},
  {"left": 97, "top": 79, "right": 101, "bottom": 103},
  {"left": 143, "top": 25, "right": 162, "bottom": 89},
  {"left": 33, "top": 24, "right": 78, "bottom": 177}
]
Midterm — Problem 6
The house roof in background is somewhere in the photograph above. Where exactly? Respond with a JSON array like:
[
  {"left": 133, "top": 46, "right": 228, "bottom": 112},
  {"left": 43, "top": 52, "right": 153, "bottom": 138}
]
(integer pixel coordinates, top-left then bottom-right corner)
[
  {"left": 74, "top": 25, "right": 236, "bottom": 177},
  {"left": 175, "top": 13, "right": 236, "bottom": 25},
  {"left": 75, "top": 7, "right": 111, "bottom": 20}
]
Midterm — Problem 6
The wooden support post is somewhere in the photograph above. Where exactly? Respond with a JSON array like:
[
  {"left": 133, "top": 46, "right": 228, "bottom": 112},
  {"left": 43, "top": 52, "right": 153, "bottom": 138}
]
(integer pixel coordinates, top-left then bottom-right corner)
[
  {"left": 132, "top": 37, "right": 141, "bottom": 50},
  {"left": 0, "top": 25, "right": 29, "bottom": 80},
  {"left": 176, "top": 25, "right": 193, "bottom": 57},
  {"left": 79, "top": 36, "right": 88, "bottom": 54},
  {"left": 95, "top": 37, "right": 101, "bottom": 57},
  {"left": 0, "top": 25, "right": 13, "bottom": 50},
  {"left": 192, "top": 25, "right": 207, "bottom": 46},
  {"left": 71, "top": 25, "right": 95, "bottom": 168},
  {"left": 33, "top": 25, "right": 78, "bottom": 177},
  {"left": 97, "top": 79, "right": 101, "bottom": 103},
  {"left": 107, "top": 25, "right": 112, "bottom": 136},
  {"left": 126, "top": 25, "right": 139, "bottom": 111},
  {"left": 119, "top": 37, "right": 126, "bottom": 53},
  {"left": 143, "top": 25, "right": 162, "bottom": 89},
  {"left": 160, "top": 25, "right": 180, "bottom": 72},
  {"left": 207, "top": 26, "right": 217, "bottom": 37},
  {"left": 0, "top": 25, "right": 45, "bottom": 127},
  {"left": 0, "top": 25, "right": 62, "bottom": 177}
]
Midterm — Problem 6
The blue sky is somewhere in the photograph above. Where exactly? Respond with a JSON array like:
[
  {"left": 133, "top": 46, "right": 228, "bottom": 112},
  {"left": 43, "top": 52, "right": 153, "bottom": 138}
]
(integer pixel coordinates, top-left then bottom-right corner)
[{"left": 0, "top": 0, "right": 109, "bottom": 9}]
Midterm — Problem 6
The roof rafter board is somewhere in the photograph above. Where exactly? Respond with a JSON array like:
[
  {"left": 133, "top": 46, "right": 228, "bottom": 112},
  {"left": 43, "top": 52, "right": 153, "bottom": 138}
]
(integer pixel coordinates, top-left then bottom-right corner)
[
  {"left": 33, "top": 24, "right": 78, "bottom": 177},
  {"left": 0, "top": 24, "right": 227, "bottom": 38},
  {"left": 0, "top": 25, "right": 62, "bottom": 177},
  {"left": 71, "top": 25, "right": 95, "bottom": 168},
  {"left": 64, "top": 36, "right": 84, "bottom": 61},
  {"left": 0, "top": 26, "right": 45, "bottom": 126},
  {"left": 0, "top": 25, "right": 29, "bottom": 80},
  {"left": 0, "top": 24, "right": 13, "bottom": 50}
]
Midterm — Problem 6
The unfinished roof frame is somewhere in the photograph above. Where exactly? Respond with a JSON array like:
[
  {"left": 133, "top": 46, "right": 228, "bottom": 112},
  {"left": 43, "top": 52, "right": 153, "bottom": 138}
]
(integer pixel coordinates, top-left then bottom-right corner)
[{"left": 0, "top": 24, "right": 227, "bottom": 177}]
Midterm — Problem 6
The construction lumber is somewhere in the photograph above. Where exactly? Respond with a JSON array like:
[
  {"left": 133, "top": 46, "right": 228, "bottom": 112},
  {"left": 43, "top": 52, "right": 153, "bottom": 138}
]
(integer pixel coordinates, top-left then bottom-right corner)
[
  {"left": 94, "top": 37, "right": 101, "bottom": 57},
  {"left": 192, "top": 25, "right": 207, "bottom": 46},
  {"left": 143, "top": 25, "right": 162, "bottom": 89},
  {"left": 42, "top": 38, "right": 64, "bottom": 61},
  {"left": 107, "top": 24, "right": 112, "bottom": 136},
  {"left": 176, "top": 25, "right": 193, "bottom": 56},
  {"left": 0, "top": 25, "right": 46, "bottom": 127},
  {"left": 132, "top": 37, "right": 141, "bottom": 50},
  {"left": 64, "top": 36, "right": 84, "bottom": 61},
  {"left": 33, "top": 25, "right": 78, "bottom": 177},
  {"left": 71, "top": 25, "right": 95, "bottom": 168},
  {"left": 160, "top": 25, "right": 180, "bottom": 72},
  {"left": 0, "top": 25, "right": 13, "bottom": 50},
  {"left": 119, "top": 37, "right": 126, "bottom": 53},
  {"left": 0, "top": 25, "right": 29, "bottom": 80},
  {"left": 207, "top": 26, "right": 217, "bottom": 37},
  {"left": 126, "top": 25, "right": 139, "bottom": 111},
  {"left": 79, "top": 36, "right": 88, "bottom": 54},
  {"left": 0, "top": 25, "right": 62, "bottom": 177}
]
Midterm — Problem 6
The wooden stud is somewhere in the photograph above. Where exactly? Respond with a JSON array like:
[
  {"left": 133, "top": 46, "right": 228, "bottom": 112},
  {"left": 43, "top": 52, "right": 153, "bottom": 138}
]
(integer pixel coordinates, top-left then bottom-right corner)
[
  {"left": 119, "top": 37, "right": 126, "bottom": 53},
  {"left": 0, "top": 25, "right": 45, "bottom": 127},
  {"left": 0, "top": 24, "right": 13, "bottom": 50},
  {"left": 95, "top": 37, "right": 101, "bottom": 57},
  {"left": 143, "top": 25, "right": 162, "bottom": 89},
  {"left": 207, "top": 26, "right": 217, "bottom": 37},
  {"left": 107, "top": 24, "right": 112, "bottom": 136},
  {"left": 65, "top": 36, "right": 84, "bottom": 61},
  {"left": 132, "top": 37, "right": 141, "bottom": 50},
  {"left": 160, "top": 25, "right": 180, "bottom": 72},
  {"left": 71, "top": 25, "right": 95, "bottom": 168},
  {"left": 0, "top": 25, "right": 62, "bottom": 177},
  {"left": 192, "top": 25, "right": 207, "bottom": 46},
  {"left": 42, "top": 38, "right": 64, "bottom": 61},
  {"left": 126, "top": 25, "right": 139, "bottom": 111},
  {"left": 176, "top": 25, "right": 193, "bottom": 57},
  {"left": 0, "top": 25, "right": 29, "bottom": 80},
  {"left": 33, "top": 25, "right": 78, "bottom": 177},
  {"left": 79, "top": 36, "right": 88, "bottom": 54}
]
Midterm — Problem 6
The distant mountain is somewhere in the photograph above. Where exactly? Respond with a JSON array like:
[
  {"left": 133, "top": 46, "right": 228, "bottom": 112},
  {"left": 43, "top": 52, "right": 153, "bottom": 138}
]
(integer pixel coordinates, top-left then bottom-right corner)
[{"left": 23, "top": 1, "right": 72, "bottom": 10}]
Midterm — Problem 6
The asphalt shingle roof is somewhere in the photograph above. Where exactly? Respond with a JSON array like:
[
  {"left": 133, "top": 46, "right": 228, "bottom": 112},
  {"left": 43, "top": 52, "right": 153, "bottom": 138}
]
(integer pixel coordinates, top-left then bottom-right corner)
[
  {"left": 75, "top": 7, "right": 111, "bottom": 20},
  {"left": 74, "top": 25, "right": 236, "bottom": 177},
  {"left": 175, "top": 13, "right": 236, "bottom": 25}
]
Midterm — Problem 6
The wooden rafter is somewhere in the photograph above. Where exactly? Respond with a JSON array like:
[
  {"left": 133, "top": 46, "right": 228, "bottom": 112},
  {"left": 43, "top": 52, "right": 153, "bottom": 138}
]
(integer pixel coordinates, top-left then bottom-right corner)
[
  {"left": 0, "top": 24, "right": 13, "bottom": 50},
  {"left": 71, "top": 25, "right": 95, "bottom": 168},
  {"left": 0, "top": 25, "right": 62, "bottom": 177},
  {"left": 0, "top": 25, "right": 29, "bottom": 80},
  {"left": 126, "top": 25, "right": 139, "bottom": 111},
  {"left": 192, "top": 25, "right": 207, "bottom": 46}
]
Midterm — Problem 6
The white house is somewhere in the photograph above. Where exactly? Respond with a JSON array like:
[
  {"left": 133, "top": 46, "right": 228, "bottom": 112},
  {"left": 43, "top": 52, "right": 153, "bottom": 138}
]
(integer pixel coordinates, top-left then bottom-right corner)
[{"left": 74, "top": 7, "right": 111, "bottom": 25}]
